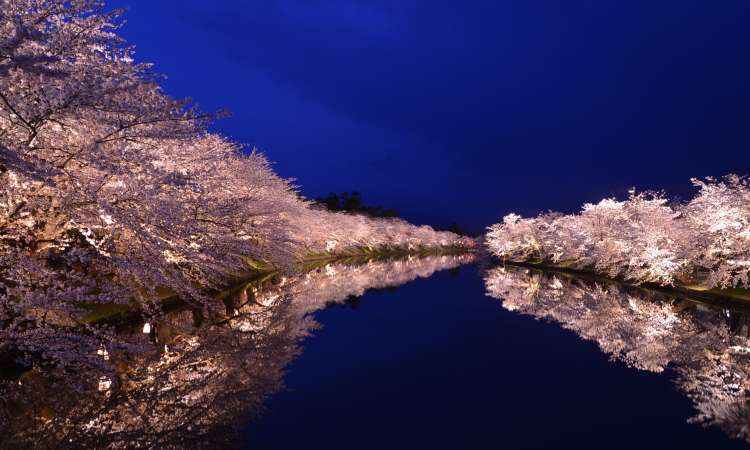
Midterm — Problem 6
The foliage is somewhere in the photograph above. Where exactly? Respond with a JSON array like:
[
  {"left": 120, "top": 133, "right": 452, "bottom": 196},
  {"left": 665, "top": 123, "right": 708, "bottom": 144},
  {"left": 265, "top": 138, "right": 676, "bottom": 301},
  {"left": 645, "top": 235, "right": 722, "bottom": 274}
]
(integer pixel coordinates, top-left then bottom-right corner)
[
  {"left": 485, "top": 176, "right": 750, "bottom": 288},
  {"left": 0, "top": 0, "right": 472, "bottom": 377},
  {"left": 315, "top": 191, "right": 400, "bottom": 218}
]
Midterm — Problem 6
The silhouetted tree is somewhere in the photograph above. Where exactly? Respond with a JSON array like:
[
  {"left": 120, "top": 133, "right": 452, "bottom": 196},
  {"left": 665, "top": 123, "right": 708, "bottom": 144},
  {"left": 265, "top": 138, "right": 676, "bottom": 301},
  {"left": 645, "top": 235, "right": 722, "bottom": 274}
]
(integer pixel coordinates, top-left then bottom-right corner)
[
  {"left": 343, "top": 191, "right": 362, "bottom": 211},
  {"left": 321, "top": 192, "right": 342, "bottom": 210},
  {"left": 315, "top": 191, "right": 399, "bottom": 218},
  {"left": 447, "top": 223, "right": 464, "bottom": 235}
]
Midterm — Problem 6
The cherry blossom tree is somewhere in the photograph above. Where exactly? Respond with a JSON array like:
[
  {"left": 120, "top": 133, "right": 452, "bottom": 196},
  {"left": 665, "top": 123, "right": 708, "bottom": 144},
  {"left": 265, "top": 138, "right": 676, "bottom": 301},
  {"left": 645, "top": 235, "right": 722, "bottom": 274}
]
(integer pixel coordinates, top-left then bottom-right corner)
[
  {"left": 485, "top": 176, "right": 750, "bottom": 288},
  {"left": 684, "top": 176, "right": 750, "bottom": 288},
  {"left": 0, "top": 0, "right": 471, "bottom": 386}
]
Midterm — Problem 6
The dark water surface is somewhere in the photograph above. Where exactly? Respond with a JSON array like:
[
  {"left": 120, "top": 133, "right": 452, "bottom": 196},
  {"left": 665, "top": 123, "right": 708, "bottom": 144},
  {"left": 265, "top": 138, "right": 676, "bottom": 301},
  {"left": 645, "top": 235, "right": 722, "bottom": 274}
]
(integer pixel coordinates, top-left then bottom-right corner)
[
  {"left": 4, "top": 256, "right": 750, "bottom": 449},
  {"left": 244, "top": 265, "right": 748, "bottom": 450}
]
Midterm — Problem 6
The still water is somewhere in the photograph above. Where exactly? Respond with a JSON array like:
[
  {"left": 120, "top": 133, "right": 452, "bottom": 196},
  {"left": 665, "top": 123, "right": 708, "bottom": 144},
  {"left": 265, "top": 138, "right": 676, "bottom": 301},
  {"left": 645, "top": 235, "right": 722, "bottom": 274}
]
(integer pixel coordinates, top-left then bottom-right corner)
[
  {"left": 245, "top": 263, "right": 750, "bottom": 450},
  {"left": 3, "top": 255, "right": 750, "bottom": 449}
]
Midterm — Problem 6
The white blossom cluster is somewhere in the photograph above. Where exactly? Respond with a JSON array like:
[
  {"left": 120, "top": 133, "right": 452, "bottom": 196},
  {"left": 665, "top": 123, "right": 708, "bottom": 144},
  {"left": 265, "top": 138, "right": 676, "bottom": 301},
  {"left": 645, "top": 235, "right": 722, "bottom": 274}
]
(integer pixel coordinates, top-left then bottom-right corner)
[
  {"left": 0, "top": 0, "right": 471, "bottom": 377},
  {"left": 485, "top": 176, "right": 750, "bottom": 288}
]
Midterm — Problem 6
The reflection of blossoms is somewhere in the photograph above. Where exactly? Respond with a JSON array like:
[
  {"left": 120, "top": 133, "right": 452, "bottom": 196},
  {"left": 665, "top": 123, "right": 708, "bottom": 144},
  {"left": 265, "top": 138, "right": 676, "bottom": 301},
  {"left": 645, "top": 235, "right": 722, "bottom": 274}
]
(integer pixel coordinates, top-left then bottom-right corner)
[
  {"left": 0, "top": 254, "right": 472, "bottom": 449},
  {"left": 287, "top": 254, "right": 475, "bottom": 313},
  {"left": 484, "top": 265, "right": 750, "bottom": 442},
  {"left": 230, "top": 254, "right": 475, "bottom": 342}
]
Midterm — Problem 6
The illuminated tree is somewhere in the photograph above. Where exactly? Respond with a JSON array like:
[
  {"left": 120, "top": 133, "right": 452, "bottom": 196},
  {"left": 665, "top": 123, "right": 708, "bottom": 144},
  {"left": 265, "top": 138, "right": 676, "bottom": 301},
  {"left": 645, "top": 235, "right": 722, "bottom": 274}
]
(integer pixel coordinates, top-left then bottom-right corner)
[
  {"left": 0, "top": 0, "right": 471, "bottom": 381},
  {"left": 485, "top": 177, "right": 750, "bottom": 288}
]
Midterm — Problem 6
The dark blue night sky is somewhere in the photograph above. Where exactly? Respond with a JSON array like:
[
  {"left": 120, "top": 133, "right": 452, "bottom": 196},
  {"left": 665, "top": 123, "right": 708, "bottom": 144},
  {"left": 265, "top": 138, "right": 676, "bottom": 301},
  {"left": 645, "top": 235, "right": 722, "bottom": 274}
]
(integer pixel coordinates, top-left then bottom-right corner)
[{"left": 108, "top": 0, "right": 750, "bottom": 231}]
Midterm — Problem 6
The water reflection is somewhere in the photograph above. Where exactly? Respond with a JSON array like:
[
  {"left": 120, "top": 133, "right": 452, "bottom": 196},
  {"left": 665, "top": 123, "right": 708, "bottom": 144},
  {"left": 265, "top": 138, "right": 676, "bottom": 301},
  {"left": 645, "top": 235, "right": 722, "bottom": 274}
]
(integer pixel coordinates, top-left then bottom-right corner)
[
  {"left": 484, "top": 264, "right": 750, "bottom": 443},
  {"left": 0, "top": 254, "right": 474, "bottom": 449}
]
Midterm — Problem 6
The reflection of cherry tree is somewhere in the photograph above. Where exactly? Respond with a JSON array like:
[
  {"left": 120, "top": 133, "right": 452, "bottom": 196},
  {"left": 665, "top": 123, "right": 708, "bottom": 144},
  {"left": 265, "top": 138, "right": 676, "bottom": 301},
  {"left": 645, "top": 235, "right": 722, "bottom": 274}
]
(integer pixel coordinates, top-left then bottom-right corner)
[
  {"left": 226, "top": 253, "right": 475, "bottom": 347},
  {"left": 0, "top": 254, "right": 473, "bottom": 449},
  {"left": 1, "top": 306, "right": 297, "bottom": 449},
  {"left": 484, "top": 265, "right": 750, "bottom": 442},
  {"left": 281, "top": 254, "right": 475, "bottom": 316}
]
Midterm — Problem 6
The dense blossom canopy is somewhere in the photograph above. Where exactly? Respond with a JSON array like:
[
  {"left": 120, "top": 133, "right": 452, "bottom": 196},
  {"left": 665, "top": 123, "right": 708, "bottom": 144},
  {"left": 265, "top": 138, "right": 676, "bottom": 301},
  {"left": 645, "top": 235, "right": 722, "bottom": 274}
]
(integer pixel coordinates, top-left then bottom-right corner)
[
  {"left": 485, "top": 176, "right": 750, "bottom": 288},
  {"left": 0, "top": 0, "right": 470, "bottom": 379}
]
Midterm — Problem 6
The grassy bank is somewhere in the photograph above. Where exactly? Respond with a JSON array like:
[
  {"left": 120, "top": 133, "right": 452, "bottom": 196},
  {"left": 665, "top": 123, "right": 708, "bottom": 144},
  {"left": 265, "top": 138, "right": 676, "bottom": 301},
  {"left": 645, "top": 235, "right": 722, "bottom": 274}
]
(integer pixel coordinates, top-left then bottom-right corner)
[{"left": 497, "top": 258, "right": 750, "bottom": 307}]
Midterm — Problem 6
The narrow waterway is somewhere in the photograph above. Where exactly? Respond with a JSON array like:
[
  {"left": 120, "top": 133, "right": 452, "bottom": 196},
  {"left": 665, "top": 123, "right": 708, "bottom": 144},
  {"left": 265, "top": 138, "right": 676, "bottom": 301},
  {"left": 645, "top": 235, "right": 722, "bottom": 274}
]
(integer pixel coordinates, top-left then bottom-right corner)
[
  {"left": 3, "top": 256, "right": 750, "bottom": 449},
  {"left": 244, "top": 264, "right": 749, "bottom": 449}
]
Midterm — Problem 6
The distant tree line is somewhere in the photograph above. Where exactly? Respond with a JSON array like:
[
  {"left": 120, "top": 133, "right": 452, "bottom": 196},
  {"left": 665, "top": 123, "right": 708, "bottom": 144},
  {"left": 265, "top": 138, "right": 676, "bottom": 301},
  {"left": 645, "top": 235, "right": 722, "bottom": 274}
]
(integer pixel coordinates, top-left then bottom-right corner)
[
  {"left": 314, "top": 192, "right": 481, "bottom": 237},
  {"left": 315, "top": 192, "right": 399, "bottom": 218}
]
